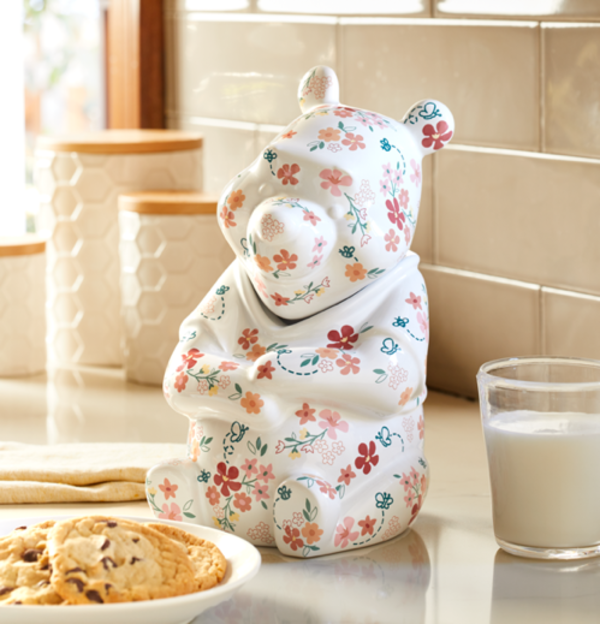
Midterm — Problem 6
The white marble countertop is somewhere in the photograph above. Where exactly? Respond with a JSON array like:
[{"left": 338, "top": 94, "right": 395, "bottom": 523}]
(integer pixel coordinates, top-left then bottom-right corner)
[{"left": 1, "top": 366, "right": 598, "bottom": 623}]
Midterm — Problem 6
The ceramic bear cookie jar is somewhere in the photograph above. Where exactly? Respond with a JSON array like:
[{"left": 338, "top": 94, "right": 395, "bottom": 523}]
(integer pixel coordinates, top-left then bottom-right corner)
[{"left": 147, "top": 66, "right": 454, "bottom": 558}]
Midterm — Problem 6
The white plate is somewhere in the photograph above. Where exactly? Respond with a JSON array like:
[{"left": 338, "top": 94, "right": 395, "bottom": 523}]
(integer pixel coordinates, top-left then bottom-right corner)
[{"left": 0, "top": 515, "right": 261, "bottom": 624}]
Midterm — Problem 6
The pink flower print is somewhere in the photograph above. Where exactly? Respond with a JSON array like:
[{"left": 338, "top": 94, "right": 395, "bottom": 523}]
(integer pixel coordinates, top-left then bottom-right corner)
[
  {"left": 252, "top": 482, "right": 270, "bottom": 502},
  {"left": 158, "top": 478, "right": 178, "bottom": 500},
  {"left": 254, "top": 276, "right": 268, "bottom": 298},
  {"left": 410, "top": 466, "right": 420, "bottom": 484},
  {"left": 385, "top": 229, "right": 400, "bottom": 253},
  {"left": 218, "top": 375, "right": 231, "bottom": 390},
  {"left": 334, "top": 106, "right": 355, "bottom": 118},
  {"left": 360, "top": 234, "right": 371, "bottom": 247},
  {"left": 399, "top": 472, "right": 412, "bottom": 491},
  {"left": 276, "top": 440, "right": 285, "bottom": 454},
  {"left": 277, "top": 163, "right": 300, "bottom": 185},
  {"left": 404, "top": 225, "right": 411, "bottom": 245},
  {"left": 220, "top": 361, "right": 239, "bottom": 371},
  {"left": 382, "top": 162, "right": 394, "bottom": 180},
  {"left": 307, "top": 255, "right": 322, "bottom": 269},
  {"left": 318, "top": 359, "right": 334, "bottom": 373},
  {"left": 304, "top": 294, "right": 314, "bottom": 304},
  {"left": 322, "top": 451, "right": 336, "bottom": 466},
  {"left": 380, "top": 178, "right": 391, "bottom": 196},
  {"left": 292, "top": 511, "right": 304, "bottom": 527},
  {"left": 386, "top": 198, "right": 405, "bottom": 230},
  {"left": 158, "top": 502, "right": 182, "bottom": 522},
  {"left": 422, "top": 120, "right": 453, "bottom": 151},
  {"left": 341, "top": 133, "right": 366, "bottom": 151},
  {"left": 332, "top": 441, "right": 345, "bottom": 455},
  {"left": 338, "top": 464, "right": 356, "bottom": 485},
  {"left": 336, "top": 353, "right": 361, "bottom": 375},
  {"left": 314, "top": 440, "right": 329, "bottom": 454},
  {"left": 318, "top": 409, "right": 349, "bottom": 440},
  {"left": 399, "top": 188, "right": 409, "bottom": 209},
  {"left": 241, "top": 458, "right": 258, "bottom": 479},
  {"left": 260, "top": 213, "right": 285, "bottom": 242},
  {"left": 405, "top": 292, "right": 422, "bottom": 310},
  {"left": 355, "top": 180, "right": 375, "bottom": 208},
  {"left": 197, "top": 379, "right": 209, "bottom": 394},
  {"left": 313, "top": 236, "right": 327, "bottom": 253},
  {"left": 257, "top": 463, "right": 275, "bottom": 483},
  {"left": 327, "top": 142, "right": 342, "bottom": 153},
  {"left": 404, "top": 491, "right": 415, "bottom": 507},
  {"left": 317, "top": 480, "right": 337, "bottom": 500},
  {"left": 418, "top": 414, "right": 424, "bottom": 439},
  {"left": 417, "top": 311, "right": 429, "bottom": 341},
  {"left": 321, "top": 277, "right": 331, "bottom": 288},
  {"left": 410, "top": 159, "right": 421, "bottom": 187},
  {"left": 320, "top": 168, "right": 353, "bottom": 197},
  {"left": 303, "top": 211, "right": 321, "bottom": 226},
  {"left": 334, "top": 517, "right": 359, "bottom": 548}
]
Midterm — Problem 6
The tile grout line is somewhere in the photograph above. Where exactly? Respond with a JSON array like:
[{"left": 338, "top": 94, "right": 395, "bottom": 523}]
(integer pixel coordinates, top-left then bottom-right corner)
[{"left": 539, "top": 22, "right": 546, "bottom": 153}]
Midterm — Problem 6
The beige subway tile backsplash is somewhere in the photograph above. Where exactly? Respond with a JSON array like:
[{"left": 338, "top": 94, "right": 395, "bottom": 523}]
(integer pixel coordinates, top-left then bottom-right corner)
[
  {"left": 435, "top": 0, "right": 600, "bottom": 20},
  {"left": 543, "top": 23, "right": 600, "bottom": 159},
  {"left": 435, "top": 146, "right": 600, "bottom": 296},
  {"left": 422, "top": 264, "right": 541, "bottom": 398},
  {"left": 341, "top": 19, "right": 540, "bottom": 151},
  {"left": 170, "top": 14, "right": 337, "bottom": 125},
  {"left": 542, "top": 287, "right": 600, "bottom": 359}
]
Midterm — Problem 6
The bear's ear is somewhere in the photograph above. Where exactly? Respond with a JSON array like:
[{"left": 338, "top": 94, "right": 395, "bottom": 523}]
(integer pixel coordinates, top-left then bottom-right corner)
[
  {"left": 298, "top": 66, "right": 340, "bottom": 114},
  {"left": 402, "top": 100, "right": 455, "bottom": 156}
]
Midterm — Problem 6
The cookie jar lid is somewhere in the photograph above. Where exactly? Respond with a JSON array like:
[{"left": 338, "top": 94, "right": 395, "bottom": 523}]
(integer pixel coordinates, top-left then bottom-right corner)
[
  {"left": 0, "top": 235, "right": 46, "bottom": 257},
  {"left": 118, "top": 191, "right": 219, "bottom": 215}
]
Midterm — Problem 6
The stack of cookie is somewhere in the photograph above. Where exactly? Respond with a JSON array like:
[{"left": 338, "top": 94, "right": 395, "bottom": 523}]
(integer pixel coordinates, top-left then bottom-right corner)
[{"left": 0, "top": 516, "right": 226, "bottom": 605}]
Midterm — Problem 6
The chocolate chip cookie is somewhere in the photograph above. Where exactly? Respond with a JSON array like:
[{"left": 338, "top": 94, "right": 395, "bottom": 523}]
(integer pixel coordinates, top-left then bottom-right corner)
[
  {"left": 49, "top": 516, "right": 197, "bottom": 604},
  {"left": 146, "top": 523, "right": 226, "bottom": 591},
  {"left": 0, "top": 521, "right": 62, "bottom": 605}
]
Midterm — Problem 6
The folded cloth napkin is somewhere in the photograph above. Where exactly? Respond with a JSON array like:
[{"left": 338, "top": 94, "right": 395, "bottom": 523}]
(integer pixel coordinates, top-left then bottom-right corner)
[{"left": 0, "top": 442, "right": 186, "bottom": 504}]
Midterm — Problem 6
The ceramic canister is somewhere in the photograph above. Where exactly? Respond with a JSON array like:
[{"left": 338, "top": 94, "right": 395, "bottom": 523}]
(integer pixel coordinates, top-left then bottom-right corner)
[
  {"left": 34, "top": 130, "right": 203, "bottom": 366},
  {"left": 118, "top": 191, "right": 235, "bottom": 386},
  {"left": 0, "top": 236, "right": 46, "bottom": 376}
]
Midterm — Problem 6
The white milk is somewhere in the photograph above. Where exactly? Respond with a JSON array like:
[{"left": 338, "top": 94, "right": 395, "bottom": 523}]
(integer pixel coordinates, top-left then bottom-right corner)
[{"left": 484, "top": 411, "right": 600, "bottom": 548}]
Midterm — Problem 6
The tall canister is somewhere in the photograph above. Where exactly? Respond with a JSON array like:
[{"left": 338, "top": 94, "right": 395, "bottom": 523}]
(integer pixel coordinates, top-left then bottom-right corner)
[
  {"left": 35, "top": 130, "right": 203, "bottom": 366},
  {"left": 118, "top": 191, "right": 235, "bottom": 385}
]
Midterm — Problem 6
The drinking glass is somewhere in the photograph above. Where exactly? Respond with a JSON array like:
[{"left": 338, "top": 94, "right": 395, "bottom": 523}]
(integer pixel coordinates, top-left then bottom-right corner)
[{"left": 477, "top": 356, "right": 600, "bottom": 559}]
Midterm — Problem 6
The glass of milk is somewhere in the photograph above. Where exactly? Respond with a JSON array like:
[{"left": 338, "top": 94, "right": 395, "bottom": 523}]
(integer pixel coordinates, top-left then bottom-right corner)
[{"left": 478, "top": 356, "right": 600, "bottom": 560}]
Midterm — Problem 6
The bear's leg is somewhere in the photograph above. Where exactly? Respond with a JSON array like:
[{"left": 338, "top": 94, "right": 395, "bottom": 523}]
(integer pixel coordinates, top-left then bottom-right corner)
[
  {"left": 272, "top": 474, "right": 340, "bottom": 558},
  {"left": 146, "top": 459, "right": 206, "bottom": 525}
]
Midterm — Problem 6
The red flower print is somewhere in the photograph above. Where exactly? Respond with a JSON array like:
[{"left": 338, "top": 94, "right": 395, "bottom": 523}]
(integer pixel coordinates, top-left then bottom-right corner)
[
  {"left": 174, "top": 372, "right": 187, "bottom": 393},
  {"left": 399, "top": 188, "right": 409, "bottom": 209},
  {"left": 283, "top": 525, "right": 304, "bottom": 551},
  {"left": 405, "top": 292, "right": 422, "bottom": 310},
  {"left": 257, "top": 360, "right": 275, "bottom": 380},
  {"left": 281, "top": 129, "right": 297, "bottom": 140},
  {"left": 219, "top": 205, "right": 236, "bottom": 228},
  {"left": 334, "top": 106, "right": 356, "bottom": 118},
  {"left": 318, "top": 409, "right": 349, "bottom": 440},
  {"left": 233, "top": 492, "right": 252, "bottom": 513},
  {"left": 410, "top": 496, "right": 423, "bottom": 525},
  {"left": 422, "top": 120, "right": 453, "bottom": 151},
  {"left": 384, "top": 229, "right": 400, "bottom": 253},
  {"left": 273, "top": 249, "right": 298, "bottom": 271},
  {"left": 257, "top": 463, "right": 275, "bottom": 483},
  {"left": 158, "top": 478, "right": 178, "bottom": 500},
  {"left": 358, "top": 515, "right": 377, "bottom": 536},
  {"left": 301, "top": 522, "right": 323, "bottom": 545},
  {"left": 158, "top": 502, "right": 182, "bottom": 521},
  {"left": 386, "top": 197, "right": 405, "bottom": 230},
  {"left": 206, "top": 485, "right": 220, "bottom": 506},
  {"left": 336, "top": 353, "right": 361, "bottom": 375},
  {"left": 319, "top": 168, "right": 353, "bottom": 197},
  {"left": 277, "top": 163, "right": 300, "bottom": 185},
  {"left": 355, "top": 441, "right": 379, "bottom": 475},
  {"left": 417, "top": 311, "right": 429, "bottom": 341},
  {"left": 177, "top": 348, "right": 204, "bottom": 371},
  {"left": 303, "top": 211, "right": 321, "bottom": 226},
  {"left": 338, "top": 464, "right": 356, "bottom": 486},
  {"left": 271, "top": 292, "right": 290, "bottom": 307},
  {"left": 241, "top": 458, "right": 258, "bottom": 478},
  {"left": 220, "top": 361, "right": 239, "bottom": 371},
  {"left": 240, "top": 391, "right": 264, "bottom": 414},
  {"left": 341, "top": 133, "right": 366, "bottom": 151},
  {"left": 296, "top": 403, "right": 316, "bottom": 425},
  {"left": 213, "top": 462, "right": 242, "bottom": 497},
  {"left": 238, "top": 328, "right": 259, "bottom": 350},
  {"left": 334, "top": 517, "right": 359, "bottom": 548},
  {"left": 327, "top": 325, "right": 358, "bottom": 351}
]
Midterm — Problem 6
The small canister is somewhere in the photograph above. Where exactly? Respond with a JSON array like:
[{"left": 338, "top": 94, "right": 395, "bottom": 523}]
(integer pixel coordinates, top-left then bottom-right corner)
[
  {"left": 118, "top": 191, "right": 235, "bottom": 385},
  {"left": 0, "top": 236, "right": 46, "bottom": 376},
  {"left": 35, "top": 130, "right": 204, "bottom": 367}
]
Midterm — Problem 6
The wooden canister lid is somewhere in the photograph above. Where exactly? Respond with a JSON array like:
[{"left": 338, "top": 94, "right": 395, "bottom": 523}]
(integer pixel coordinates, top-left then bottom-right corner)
[
  {"left": 0, "top": 235, "right": 46, "bottom": 257},
  {"left": 118, "top": 191, "right": 219, "bottom": 215},
  {"left": 36, "top": 130, "right": 203, "bottom": 155}
]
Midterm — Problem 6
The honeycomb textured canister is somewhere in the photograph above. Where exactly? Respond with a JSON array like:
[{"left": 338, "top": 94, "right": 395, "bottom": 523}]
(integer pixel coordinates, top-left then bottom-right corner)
[
  {"left": 0, "top": 237, "right": 46, "bottom": 376},
  {"left": 34, "top": 130, "right": 203, "bottom": 366},
  {"left": 118, "top": 191, "right": 235, "bottom": 385}
]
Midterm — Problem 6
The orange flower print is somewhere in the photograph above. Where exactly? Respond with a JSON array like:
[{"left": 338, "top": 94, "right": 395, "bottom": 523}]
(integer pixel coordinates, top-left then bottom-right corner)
[
  {"left": 295, "top": 403, "right": 316, "bottom": 425},
  {"left": 418, "top": 414, "right": 424, "bottom": 439},
  {"left": 238, "top": 328, "right": 259, "bottom": 350},
  {"left": 174, "top": 372, "right": 187, "bottom": 393},
  {"left": 336, "top": 353, "right": 361, "bottom": 375},
  {"left": 233, "top": 492, "right": 252, "bottom": 513},
  {"left": 190, "top": 438, "right": 200, "bottom": 462},
  {"left": 255, "top": 254, "right": 273, "bottom": 272},
  {"left": 399, "top": 387, "right": 413, "bottom": 407},
  {"left": 246, "top": 344, "right": 266, "bottom": 362},
  {"left": 301, "top": 522, "right": 323, "bottom": 545},
  {"left": 277, "top": 163, "right": 300, "bottom": 186},
  {"left": 219, "top": 204, "right": 236, "bottom": 228},
  {"left": 257, "top": 360, "right": 275, "bottom": 380},
  {"left": 271, "top": 292, "right": 290, "bottom": 307},
  {"left": 315, "top": 347, "right": 338, "bottom": 359},
  {"left": 281, "top": 129, "right": 297, "bottom": 140},
  {"left": 345, "top": 262, "right": 367, "bottom": 282},
  {"left": 358, "top": 515, "right": 377, "bottom": 536},
  {"left": 241, "top": 391, "right": 264, "bottom": 414},
  {"left": 273, "top": 249, "right": 298, "bottom": 271},
  {"left": 341, "top": 132, "right": 366, "bottom": 151},
  {"left": 227, "top": 189, "right": 246, "bottom": 211},
  {"left": 205, "top": 485, "right": 220, "bottom": 506},
  {"left": 159, "top": 478, "right": 178, "bottom": 500},
  {"left": 318, "top": 127, "right": 341, "bottom": 142}
]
